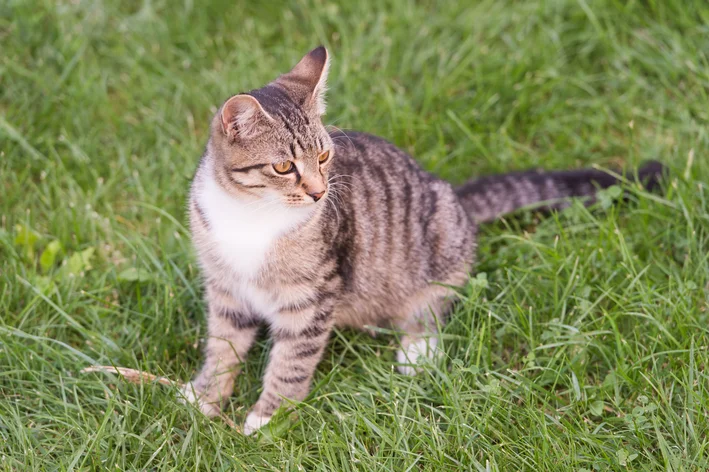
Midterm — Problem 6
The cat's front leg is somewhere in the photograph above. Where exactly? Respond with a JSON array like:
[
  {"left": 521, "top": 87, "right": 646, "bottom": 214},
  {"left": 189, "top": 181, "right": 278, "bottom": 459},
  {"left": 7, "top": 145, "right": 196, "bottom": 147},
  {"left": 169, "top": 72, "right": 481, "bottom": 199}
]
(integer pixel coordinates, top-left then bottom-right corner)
[
  {"left": 182, "top": 285, "right": 260, "bottom": 417},
  {"left": 243, "top": 301, "right": 335, "bottom": 435}
]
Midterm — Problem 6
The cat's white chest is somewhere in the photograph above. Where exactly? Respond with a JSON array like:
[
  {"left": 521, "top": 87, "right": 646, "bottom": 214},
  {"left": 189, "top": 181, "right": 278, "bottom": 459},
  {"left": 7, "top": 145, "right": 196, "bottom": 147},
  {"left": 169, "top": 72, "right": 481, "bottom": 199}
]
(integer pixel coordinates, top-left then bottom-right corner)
[{"left": 196, "top": 174, "right": 312, "bottom": 295}]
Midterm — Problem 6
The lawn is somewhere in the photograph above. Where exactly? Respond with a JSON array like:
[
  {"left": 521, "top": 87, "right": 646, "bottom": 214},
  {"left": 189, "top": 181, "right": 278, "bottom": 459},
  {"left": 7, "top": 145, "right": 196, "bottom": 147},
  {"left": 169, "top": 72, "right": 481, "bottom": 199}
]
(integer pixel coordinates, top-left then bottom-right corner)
[{"left": 1, "top": 0, "right": 709, "bottom": 470}]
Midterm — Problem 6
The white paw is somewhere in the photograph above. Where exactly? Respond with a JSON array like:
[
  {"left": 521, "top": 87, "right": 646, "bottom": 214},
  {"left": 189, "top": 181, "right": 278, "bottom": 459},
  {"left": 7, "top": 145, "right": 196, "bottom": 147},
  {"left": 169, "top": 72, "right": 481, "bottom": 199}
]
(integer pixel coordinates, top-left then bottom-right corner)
[
  {"left": 243, "top": 411, "right": 272, "bottom": 436},
  {"left": 396, "top": 337, "right": 438, "bottom": 376},
  {"left": 178, "top": 382, "right": 199, "bottom": 404},
  {"left": 179, "top": 382, "right": 222, "bottom": 417}
]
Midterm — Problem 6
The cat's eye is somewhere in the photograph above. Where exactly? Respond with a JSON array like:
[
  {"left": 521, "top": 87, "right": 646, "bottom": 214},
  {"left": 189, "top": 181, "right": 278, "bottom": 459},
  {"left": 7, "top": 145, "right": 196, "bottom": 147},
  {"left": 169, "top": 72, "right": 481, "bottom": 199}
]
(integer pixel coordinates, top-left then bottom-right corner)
[
  {"left": 273, "top": 161, "right": 294, "bottom": 174},
  {"left": 318, "top": 150, "right": 330, "bottom": 164}
]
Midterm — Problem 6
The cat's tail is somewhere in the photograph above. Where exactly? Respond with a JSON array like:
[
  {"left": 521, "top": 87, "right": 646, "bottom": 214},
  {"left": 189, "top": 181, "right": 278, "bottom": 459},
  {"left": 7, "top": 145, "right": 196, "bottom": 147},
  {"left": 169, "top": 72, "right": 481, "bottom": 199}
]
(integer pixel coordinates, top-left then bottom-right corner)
[{"left": 455, "top": 161, "right": 666, "bottom": 224}]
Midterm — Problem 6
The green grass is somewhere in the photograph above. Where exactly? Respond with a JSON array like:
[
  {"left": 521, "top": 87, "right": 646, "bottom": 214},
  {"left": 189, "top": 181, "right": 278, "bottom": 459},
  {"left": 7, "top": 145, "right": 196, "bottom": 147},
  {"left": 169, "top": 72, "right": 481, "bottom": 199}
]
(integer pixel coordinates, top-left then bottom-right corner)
[{"left": 1, "top": 0, "right": 709, "bottom": 469}]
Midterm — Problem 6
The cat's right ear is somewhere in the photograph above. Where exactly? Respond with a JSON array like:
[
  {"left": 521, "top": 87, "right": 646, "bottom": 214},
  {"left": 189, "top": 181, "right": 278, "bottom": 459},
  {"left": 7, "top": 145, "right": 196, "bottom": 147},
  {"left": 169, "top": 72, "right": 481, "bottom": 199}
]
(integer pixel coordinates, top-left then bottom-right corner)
[{"left": 220, "top": 94, "right": 274, "bottom": 140}]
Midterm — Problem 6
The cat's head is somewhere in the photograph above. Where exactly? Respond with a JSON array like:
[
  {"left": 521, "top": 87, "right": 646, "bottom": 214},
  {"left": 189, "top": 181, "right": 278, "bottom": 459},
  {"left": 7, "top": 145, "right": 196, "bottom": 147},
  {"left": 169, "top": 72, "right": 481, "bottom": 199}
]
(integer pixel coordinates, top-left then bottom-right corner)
[{"left": 209, "top": 46, "right": 334, "bottom": 207}]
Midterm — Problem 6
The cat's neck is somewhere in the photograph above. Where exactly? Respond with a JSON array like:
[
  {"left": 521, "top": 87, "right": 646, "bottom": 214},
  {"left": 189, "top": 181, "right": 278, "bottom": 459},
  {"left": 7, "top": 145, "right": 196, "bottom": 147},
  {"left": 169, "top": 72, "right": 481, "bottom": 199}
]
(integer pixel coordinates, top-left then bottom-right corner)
[{"left": 194, "top": 158, "right": 318, "bottom": 279}]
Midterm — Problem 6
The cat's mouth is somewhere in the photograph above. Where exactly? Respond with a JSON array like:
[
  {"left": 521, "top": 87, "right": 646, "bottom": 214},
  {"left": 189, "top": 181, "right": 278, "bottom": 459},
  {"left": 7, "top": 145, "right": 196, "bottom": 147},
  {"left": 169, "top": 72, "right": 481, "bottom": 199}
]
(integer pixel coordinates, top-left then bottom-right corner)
[
  {"left": 285, "top": 197, "right": 325, "bottom": 208},
  {"left": 283, "top": 188, "right": 328, "bottom": 207},
  {"left": 284, "top": 194, "right": 328, "bottom": 208}
]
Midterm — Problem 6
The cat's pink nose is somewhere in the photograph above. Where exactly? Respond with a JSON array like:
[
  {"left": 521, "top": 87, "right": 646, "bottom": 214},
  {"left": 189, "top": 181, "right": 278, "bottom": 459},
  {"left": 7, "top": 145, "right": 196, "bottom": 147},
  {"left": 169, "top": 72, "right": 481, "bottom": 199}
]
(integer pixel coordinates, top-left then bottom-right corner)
[{"left": 308, "top": 190, "right": 325, "bottom": 202}]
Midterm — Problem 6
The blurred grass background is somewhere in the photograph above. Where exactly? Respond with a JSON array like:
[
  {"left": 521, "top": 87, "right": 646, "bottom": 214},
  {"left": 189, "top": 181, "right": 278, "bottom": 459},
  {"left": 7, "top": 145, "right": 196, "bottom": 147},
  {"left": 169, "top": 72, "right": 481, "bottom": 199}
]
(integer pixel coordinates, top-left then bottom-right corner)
[{"left": 1, "top": 0, "right": 708, "bottom": 469}]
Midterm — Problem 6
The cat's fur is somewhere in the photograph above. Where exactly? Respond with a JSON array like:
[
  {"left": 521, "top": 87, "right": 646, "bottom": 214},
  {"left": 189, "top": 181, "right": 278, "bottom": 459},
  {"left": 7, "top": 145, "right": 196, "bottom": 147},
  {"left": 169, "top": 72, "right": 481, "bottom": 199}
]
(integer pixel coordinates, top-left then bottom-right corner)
[{"left": 183, "top": 46, "right": 664, "bottom": 434}]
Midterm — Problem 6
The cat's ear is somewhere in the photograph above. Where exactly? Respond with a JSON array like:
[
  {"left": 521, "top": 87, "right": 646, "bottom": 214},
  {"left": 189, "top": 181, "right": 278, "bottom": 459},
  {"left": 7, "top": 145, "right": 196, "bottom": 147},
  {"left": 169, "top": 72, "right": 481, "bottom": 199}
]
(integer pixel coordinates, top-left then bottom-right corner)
[
  {"left": 276, "top": 46, "right": 330, "bottom": 115},
  {"left": 220, "top": 94, "right": 274, "bottom": 140}
]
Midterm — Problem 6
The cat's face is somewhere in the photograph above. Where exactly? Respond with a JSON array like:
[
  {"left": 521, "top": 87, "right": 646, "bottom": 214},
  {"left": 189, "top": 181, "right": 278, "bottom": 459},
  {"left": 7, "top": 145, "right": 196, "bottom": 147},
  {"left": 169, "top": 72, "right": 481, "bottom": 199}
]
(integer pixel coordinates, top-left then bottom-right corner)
[{"left": 210, "top": 47, "right": 334, "bottom": 208}]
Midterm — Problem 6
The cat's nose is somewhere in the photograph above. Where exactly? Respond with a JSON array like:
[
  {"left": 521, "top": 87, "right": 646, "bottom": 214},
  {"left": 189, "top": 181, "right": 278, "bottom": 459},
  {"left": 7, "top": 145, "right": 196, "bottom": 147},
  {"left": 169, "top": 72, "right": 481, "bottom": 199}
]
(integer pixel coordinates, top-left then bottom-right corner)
[{"left": 308, "top": 190, "right": 325, "bottom": 202}]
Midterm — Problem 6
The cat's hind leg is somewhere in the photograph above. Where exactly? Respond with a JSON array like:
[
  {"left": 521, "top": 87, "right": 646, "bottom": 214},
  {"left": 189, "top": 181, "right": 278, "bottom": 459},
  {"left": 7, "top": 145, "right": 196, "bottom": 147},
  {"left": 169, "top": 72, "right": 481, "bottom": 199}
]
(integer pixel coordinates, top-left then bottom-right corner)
[{"left": 396, "top": 287, "right": 453, "bottom": 376}]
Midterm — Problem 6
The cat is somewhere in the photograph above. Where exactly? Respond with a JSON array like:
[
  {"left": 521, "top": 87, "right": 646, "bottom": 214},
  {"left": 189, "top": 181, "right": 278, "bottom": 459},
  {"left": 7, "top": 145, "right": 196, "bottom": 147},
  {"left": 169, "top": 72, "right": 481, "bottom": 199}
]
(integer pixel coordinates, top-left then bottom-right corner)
[{"left": 182, "top": 46, "right": 664, "bottom": 435}]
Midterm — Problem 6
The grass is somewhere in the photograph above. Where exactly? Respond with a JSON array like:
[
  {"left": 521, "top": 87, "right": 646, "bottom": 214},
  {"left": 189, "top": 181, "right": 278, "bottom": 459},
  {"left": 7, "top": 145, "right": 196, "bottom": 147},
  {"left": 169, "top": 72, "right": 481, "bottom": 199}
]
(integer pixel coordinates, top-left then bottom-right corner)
[{"left": 1, "top": 0, "right": 709, "bottom": 469}]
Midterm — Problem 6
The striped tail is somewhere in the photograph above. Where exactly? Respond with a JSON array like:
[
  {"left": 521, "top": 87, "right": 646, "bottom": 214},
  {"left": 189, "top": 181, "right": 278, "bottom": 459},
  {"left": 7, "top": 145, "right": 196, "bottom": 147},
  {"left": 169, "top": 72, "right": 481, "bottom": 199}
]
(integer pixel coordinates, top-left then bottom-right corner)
[{"left": 455, "top": 161, "right": 665, "bottom": 224}]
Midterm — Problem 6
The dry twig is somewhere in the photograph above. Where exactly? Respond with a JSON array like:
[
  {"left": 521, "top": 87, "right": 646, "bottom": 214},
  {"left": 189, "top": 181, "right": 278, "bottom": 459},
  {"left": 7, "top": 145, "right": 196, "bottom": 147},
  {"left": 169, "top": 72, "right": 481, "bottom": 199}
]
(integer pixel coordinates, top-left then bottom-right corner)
[{"left": 80, "top": 365, "right": 239, "bottom": 431}]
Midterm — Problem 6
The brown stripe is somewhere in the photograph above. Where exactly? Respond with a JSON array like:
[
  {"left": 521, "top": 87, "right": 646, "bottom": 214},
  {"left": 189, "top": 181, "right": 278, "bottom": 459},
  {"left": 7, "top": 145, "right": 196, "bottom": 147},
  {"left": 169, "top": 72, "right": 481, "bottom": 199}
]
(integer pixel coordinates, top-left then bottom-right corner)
[
  {"left": 231, "top": 163, "right": 267, "bottom": 173},
  {"left": 219, "top": 309, "right": 261, "bottom": 330},
  {"left": 263, "top": 399, "right": 280, "bottom": 413},
  {"left": 225, "top": 170, "right": 266, "bottom": 189},
  {"left": 281, "top": 291, "right": 336, "bottom": 314},
  {"left": 275, "top": 374, "right": 309, "bottom": 384},
  {"left": 293, "top": 344, "right": 321, "bottom": 359},
  {"left": 299, "top": 318, "right": 329, "bottom": 338},
  {"left": 279, "top": 292, "right": 321, "bottom": 314}
]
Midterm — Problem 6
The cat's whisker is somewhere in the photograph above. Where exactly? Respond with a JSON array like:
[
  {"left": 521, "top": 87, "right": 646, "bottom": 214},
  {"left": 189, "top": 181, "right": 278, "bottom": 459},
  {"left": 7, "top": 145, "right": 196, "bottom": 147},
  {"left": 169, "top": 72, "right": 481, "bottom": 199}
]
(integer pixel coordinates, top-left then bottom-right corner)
[
  {"left": 233, "top": 194, "right": 280, "bottom": 209},
  {"left": 329, "top": 181, "right": 353, "bottom": 188},
  {"left": 328, "top": 186, "right": 344, "bottom": 206},
  {"left": 328, "top": 175, "right": 355, "bottom": 190},
  {"left": 328, "top": 174, "right": 355, "bottom": 183},
  {"left": 328, "top": 178, "right": 353, "bottom": 186},
  {"left": 330, "top": 185, "right": 352, "bottom": 197},
  {"left": 248, "top": 197, "right": 284, "bottom": 214},
  {"left": 325, "top": 194, "right": 341, "bottom": 227},
  {"left": 328, "top": 125, "right": 355, "bottom": 149},
  {"left": 329, "top": 195, "right": 346, "bottom": 215},
  {"left": 327, "top": 182, "right": 353, "bottom": 191},
  {"left": 326, "top": 187, "right": 345, "bottom": 205},
  {"left": 325, "top": 123, "right": 351, "bottom": 133},
  {"left": 326, "top": 183, "right": 346, "bottom": 196},
  {"left": 325, "top": 117, "right": 345, "bottom": 127}
]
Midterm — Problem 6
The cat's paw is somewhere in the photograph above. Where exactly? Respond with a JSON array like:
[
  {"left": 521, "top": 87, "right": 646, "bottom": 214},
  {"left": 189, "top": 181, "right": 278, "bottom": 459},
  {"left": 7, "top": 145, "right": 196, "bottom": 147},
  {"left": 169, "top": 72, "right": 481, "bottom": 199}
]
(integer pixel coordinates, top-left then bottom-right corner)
[
  {"left": 179, "top": 382, "right": 223, "bottom": 417},
  {"left": 396, "top": 337, "right": 438, "bottom": 376},
  {"left": 243, "top": 411, "right": 272, "bottom": 435}
]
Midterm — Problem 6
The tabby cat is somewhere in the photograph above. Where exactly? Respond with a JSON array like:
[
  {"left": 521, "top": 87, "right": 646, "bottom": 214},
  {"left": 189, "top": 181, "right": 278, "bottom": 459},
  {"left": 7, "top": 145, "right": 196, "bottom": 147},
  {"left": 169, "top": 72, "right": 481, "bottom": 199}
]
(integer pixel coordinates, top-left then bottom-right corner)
[{"left": 183, "top": 46, "right": 663, "bottom": 434}]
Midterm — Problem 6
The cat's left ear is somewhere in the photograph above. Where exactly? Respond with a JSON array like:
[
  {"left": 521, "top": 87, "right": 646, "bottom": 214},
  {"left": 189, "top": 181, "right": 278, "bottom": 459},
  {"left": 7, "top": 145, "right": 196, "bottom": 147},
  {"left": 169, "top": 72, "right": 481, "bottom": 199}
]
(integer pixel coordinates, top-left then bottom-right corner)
[{"left": 276, "top": 46, "right": 330, "bottom": 115}]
